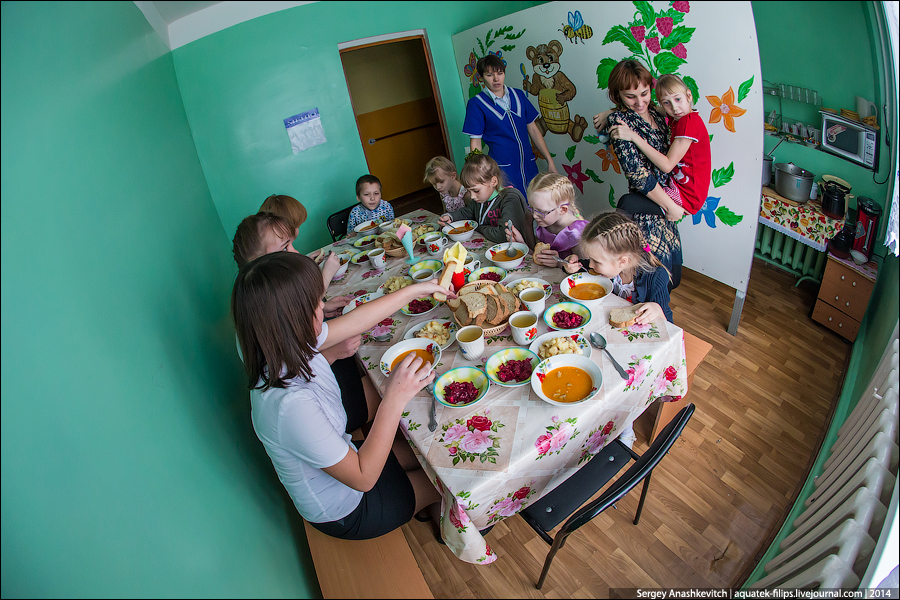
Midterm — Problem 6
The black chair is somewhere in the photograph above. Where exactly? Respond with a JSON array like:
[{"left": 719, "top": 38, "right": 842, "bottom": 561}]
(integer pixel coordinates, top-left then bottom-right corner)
[
  {"left": 326, "top": 204, "right": 356, "bottom": 241},
  {"left": 520, "top": 404, "right": 695, "bottom": 589}
]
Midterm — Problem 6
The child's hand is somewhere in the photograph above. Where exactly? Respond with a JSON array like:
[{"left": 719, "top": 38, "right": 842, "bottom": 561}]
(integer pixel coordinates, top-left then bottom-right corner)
[
  {"left": 324, "top": 295, "right": 353, "bottom": 318},
  {"left": 635, "top": 302, "right": 665, "bottom": 324},
  {"left": 592, "top": 109, "right": 612, "bottom": 131},
  {"left": 609, "top": 123, "right": 638, "bottom": 143},
  {"left": 534, "top": 247, "right": 560, "bottom": 268},
  {"left": 505, "top": 223, "right": 524, "bottom": 244},
  {"left": 438, "top": 213, "right": 453, "bottom": 227},
  {"left": 664, "top": 204, "right": 685, "bottom": 222},
  {"left": 308, "top": 248, "right": 323, "bottom": 263},
  {"left": 562, "top": 254, "right": 583, "bottom": 274}
]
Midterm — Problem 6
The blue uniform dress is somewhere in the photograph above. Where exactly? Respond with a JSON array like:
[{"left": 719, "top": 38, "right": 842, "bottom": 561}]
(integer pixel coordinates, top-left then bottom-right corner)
[{"left": 463, "top": 86, "right": 540, "bottom": 196}]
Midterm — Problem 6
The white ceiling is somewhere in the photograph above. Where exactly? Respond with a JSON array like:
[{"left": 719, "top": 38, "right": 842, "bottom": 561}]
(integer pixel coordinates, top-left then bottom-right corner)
[{"left": 134, "top": 1, "right": 317, "bottom": 50}]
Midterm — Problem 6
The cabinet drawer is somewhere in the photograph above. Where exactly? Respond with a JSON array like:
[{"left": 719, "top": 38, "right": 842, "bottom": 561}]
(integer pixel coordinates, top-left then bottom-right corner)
[
  {"left": 812, "top": 299, "right": 861, "bottom": 341},
  {"left": 818, "top": 260, "right": 875, "bottom": 322}
]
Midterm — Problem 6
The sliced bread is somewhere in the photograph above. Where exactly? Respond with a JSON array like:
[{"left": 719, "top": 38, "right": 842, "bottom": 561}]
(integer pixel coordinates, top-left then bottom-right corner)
[
  {"left": 454, "top": 302, "right": 470, "bottom": 327},
  {"left": 609, "top": 304, "right": 641, "bottom": 328},
  {"left": 460, "top": 293, "right": 487, "bottom": 321}
]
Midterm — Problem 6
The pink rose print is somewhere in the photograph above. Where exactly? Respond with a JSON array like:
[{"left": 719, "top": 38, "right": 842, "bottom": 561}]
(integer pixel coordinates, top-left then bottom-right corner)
[
  {"left": 645, "top": 36, "right": 661, "bottom": 54},
  {"left": 361, "top": 269, "right": 380, "bottom": 279},
  {"left": 370, "top": 324, "right": 391, "bottom": 338},
  {"left": 630, "top": 25, "right": 645, "bottom": 43},
  {"left": 467, "top": 415, "right": 492, "bottom": 432},
  {"left": 497, "top": 497, "right": 524, "bottom": 518},
  {"left": 448, "top": 502, "right": 469, "bottom": 530},
  {"left": 449, "top": 446, "right": 458, "bottom": 456},
  {"left": 626, "top": 358, "right": 649, "bottom": 388},
  {"left": 672, "top": 43, "right": 688, "bottom": 60},
  {"left": 630, "top": 322, "right": 652, "bottom": 333},
  {"left": 535, "top": 416, "right": 579, "bottom": 458},
  {"left": 601, "top": 421, "right": 615, "bottom": 436},
  {"left": 665, "top": 366, "right": 678, "bottom": 382},
  {"left": 652, "top": 372, "right": 669, "bottom": 396},
  {"left": 549, "top": 424, "right": 573, "bottom": 452},
  {"left": 352, "top": 289, "right": 367, "bottom": 297},
  {"left": 459, "top": 429, "right": 492, "bottom": 454},
  {"left": 535, "top": 433, "right": 553, "bottom": 454},
  {"left": 656, "top": 17, "right": 673, "bottom": 37},
  {"left": 586, "top": 430, "right": 608, "bottom": 455},
  {"left": 443, "top": 423, "right": 468, "bottom": 443}
]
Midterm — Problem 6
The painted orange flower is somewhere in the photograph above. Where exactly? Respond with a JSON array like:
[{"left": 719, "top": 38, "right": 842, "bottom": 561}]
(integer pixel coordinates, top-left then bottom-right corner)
[
  {"left": 706, "top": 87, "right": 747, "bottom": 133},
  {"left": 595, "top": 147, "right": 621, "bottom": 174}
]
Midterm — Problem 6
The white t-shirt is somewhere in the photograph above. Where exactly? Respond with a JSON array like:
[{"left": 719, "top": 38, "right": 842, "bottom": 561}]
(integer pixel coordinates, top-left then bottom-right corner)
[{"left": 250, "top": 322, "right": 363, "bottom": 523}]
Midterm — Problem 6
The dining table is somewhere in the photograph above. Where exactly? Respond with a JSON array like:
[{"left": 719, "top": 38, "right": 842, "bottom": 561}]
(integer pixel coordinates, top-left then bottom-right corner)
[{"left": 314, "top": 209, "right": 688, "bottom": 565}]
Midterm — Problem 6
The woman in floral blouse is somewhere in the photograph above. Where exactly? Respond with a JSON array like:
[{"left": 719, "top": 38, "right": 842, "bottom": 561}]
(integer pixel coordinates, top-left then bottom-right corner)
[{"left": 593, "top": 60, "right": 683, "bottom": 289}]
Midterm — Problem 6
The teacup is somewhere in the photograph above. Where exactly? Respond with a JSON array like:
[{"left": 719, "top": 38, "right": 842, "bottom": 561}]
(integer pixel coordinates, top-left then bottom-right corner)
[
  {"left": 509, "top": 311, "right": 539, "bottom": 345},
  {"left": 412, "top": 268, "right": 434, "bottom": 283},
  {"left": 519, "top": 287, "right": 547, "bottom": 317},
  {"left": 424, "top": 232, "right": 448, "bottom": 257},
  {"left": 367, "top": 248, "right": 386, "bottom": 270},
  {"left": 463, "top": 254, "right": 480, "bottom": 274},
  {"left": 456, "top": 325, "right": 485, "bottom": 361}
]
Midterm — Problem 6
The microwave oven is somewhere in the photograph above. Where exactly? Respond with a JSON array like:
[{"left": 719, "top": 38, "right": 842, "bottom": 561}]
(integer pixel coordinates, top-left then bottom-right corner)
[{"left": 820, "top": 111, "right": 878, "bottom": 170}]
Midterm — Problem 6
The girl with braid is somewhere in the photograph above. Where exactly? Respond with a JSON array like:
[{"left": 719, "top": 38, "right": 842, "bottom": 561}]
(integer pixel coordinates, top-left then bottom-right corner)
[{"left": 563, "top": 212, "right": 673, "bottom": 323}]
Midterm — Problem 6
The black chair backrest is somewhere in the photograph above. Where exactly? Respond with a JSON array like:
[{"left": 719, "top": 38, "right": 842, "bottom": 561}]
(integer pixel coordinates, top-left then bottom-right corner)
[
  {"left": 565, "top": 403, "right": 695, "bottom": 532},
  {"left": 327, "top": 205, "right": 355, "bottom": 241}
]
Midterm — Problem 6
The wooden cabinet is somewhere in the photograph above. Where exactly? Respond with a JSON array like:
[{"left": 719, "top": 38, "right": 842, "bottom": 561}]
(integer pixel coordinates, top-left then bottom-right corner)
[{"left": 812, "top": 254, "right": 877, "bottom": 341}]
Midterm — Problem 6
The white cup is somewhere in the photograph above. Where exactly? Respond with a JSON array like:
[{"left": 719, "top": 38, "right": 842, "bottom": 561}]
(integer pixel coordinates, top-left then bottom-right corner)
[
  {"left": 367, "top": 248, "right": 386, "bottom": 270},
  {"left": 456, "top": 325, "right": 485, "bottom": 361},
  {"left": 463, "top": 254, "right": 480, "bottom": 274},
  {"left": 411, "top": 268, "right": 434, "bottom": 283},
  {"left": 424, "top": 233, "right": 447, "bottom": 257},
  {"left": 509, "top": 311, "right": 539, "bottom": 345},
  {"left": 518, "top": 287, "right": 547, "bottom": 318}
]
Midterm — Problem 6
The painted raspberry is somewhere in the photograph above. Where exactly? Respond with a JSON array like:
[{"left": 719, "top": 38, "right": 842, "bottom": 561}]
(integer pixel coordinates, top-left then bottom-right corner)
[
  {"left": 630, "top": 25, "right": 646, "bottom": 43},
  {"left": 656, "top": 17, "right": 673, "bottom": 38},
  {"left": 673, "top": 43, "right": 688, "bottom": 60},
  {"left": 645, "top": 36, "right": 661, "bottom": 54},
  {"left": 673, "top": 1, "right": 690, "bottom": 13}
]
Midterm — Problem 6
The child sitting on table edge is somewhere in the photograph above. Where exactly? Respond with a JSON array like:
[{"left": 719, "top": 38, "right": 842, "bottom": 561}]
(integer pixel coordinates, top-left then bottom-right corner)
[
  {"left": 601, "top": 73, "right": 712, "bottom": 221},
  {"left": 505, "top": 172, "right": 587, "bottom": 269},
  {"left": 438, "top": 150, "right": 534, "bottom": 246},
  {"left": 347, "top": 174, "right": 395, "bottom": 233},
  {"left": 423, "top": 156, "right": 469, "bottom": 213}
]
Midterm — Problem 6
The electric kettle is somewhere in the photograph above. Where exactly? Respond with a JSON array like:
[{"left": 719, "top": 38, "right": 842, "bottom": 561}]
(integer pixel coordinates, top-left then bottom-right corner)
[{"left": 820, "top": 176, "right": 851, "bottom": 220}]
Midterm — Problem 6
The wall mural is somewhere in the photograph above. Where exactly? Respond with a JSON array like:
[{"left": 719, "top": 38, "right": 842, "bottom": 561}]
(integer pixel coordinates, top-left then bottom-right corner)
[{"left": 453, "top": 0, "right": 763, "bottom": 292}]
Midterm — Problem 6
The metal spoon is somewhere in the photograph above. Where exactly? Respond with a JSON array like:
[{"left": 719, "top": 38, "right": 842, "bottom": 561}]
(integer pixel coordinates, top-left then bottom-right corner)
[
  {"left": 554, "top": 256, "right": 587, "bottom": 273},
  {"left": 427, "top": 381, "right": 438, "bottom": 432},
  {"left": 589, "top": 332, "right": 629, "bottom": 380}
]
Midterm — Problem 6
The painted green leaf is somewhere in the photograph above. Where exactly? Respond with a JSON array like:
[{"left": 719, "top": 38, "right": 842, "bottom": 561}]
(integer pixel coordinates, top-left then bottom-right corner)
[
  {"left": 585, "top": 168, "right": 604, "bottom": 184},
  {"left": 654, "top": 52, "right": 686, "bottom": 75},
  {"left": 486, "top": 29, "right": 494, "bottom": 41},
  {"left": 609, "top": 185, "right": 617, "bottom": 208},
  {"left": 477, "top": 38, "right": 486, "bottom": 55},
  {"left": 583, "top": 135, "right": 601, "bottom": 144},
  {"left": 565, "top": 145, "right": 576, "bottom": 161},
  {"left": 505, "top": 28, "right": 526, "bottom": 40},
  {"left": 712, "top": 162, "right": 735, "bottom": 188},
  {"left": 662, "top": 7, "right": 686, "bottom": 26},
  {"left": 709, "top": 134, "right": 714, "bottom": 143},
  {"left": 500, "top": 45, "right": 515, "bottom": 52},
  {"left": 714, "top": 206, "right": 744, "bottom": 227},
  {"left": 602, "top": 25, "right": 642, "bottom": 55},
  {"left": 635, "top": 1, "right": 655, "bottom": 28},
  {"left": 661, "top": 25, "right": 695, "bottom": 50},
  {"left": 596, "top": 57, "right": 619, "bottom": 89},
  {"left": 683, "top": 75, "right": 700, "bottom": 108},
  {"left": 738, "top": 75, "right": 754, "bottom": 103}
]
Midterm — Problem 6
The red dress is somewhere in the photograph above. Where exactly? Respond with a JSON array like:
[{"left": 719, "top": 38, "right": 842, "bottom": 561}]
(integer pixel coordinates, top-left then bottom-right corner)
[{"left": 668, "top": 110, "right": 711, "bottom": 214}]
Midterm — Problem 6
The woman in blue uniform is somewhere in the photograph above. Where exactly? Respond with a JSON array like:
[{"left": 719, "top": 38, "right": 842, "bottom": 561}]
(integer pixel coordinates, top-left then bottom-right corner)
[{"left": 463, "top": 54, "right": 557, "bottom": 196}]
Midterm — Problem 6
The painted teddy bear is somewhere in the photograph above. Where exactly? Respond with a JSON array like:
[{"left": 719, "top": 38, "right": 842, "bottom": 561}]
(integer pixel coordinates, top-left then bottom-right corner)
[{"left": 523, "top": 40, "right": 588, "bottom": 143}]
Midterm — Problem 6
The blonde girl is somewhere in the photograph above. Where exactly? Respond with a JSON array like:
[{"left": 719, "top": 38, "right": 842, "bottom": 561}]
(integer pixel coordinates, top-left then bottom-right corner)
[
  {"left": 438, "top": 151, "right": 534, "bottom": 246},
  {"left": 423, "top": 156, "right": 469, "bottom": 212},
  {"left": 505, "top": 172, "right": 588, "bottom": 267},
  {"left": 564, "top": 212, "right": 673, "bottom": 323}
]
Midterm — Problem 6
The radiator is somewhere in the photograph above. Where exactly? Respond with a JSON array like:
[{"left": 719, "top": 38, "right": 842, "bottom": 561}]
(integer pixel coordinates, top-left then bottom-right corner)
[
  {"left": 751, "top": 333, "right": 899, "bottom": 590},
  {"left": 755, "top": 223, "right": 827, "bottom": 281}
]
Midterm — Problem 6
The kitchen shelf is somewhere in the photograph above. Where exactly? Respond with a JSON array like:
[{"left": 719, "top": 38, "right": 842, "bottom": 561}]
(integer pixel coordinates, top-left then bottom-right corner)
[{"left": 763, "top": 83, "right": 823, "bottom": 107}]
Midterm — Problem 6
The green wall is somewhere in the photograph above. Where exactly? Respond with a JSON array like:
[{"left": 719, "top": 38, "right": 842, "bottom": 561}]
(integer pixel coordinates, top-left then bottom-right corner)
[
  {"left": 171, "top": 1, "right": 540, "bottom": 254},
  {"left": 755, "top": 1, "right": 893, "bottom": 232},
  {"left": 1, "top": 2, "right": 318, "bottom": 597}
]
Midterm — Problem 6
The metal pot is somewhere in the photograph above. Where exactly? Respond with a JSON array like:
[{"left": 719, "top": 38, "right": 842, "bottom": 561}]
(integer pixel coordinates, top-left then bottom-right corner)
[
  {"left": 774, "top": 163, "right": 815, "bottom": 203},
  {"left": 762, "top": 155, "right": 773, "bottom": 187}
]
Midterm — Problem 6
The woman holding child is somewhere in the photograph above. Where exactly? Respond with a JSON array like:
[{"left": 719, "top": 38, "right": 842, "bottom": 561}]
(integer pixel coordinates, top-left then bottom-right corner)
[{"left": 594, "top": 59, "right": 683, "bottom": 289}]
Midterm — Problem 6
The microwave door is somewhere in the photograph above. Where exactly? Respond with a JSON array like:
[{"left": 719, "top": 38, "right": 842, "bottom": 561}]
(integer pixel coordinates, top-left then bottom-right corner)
[{"left": 823, "top": 118, "right": 864, "bottom": 166}]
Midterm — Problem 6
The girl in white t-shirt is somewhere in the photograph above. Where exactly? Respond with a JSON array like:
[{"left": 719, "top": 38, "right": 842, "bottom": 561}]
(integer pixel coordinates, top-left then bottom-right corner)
[{"left": 232, "top": 252, "right": 452, "bottom": 539}]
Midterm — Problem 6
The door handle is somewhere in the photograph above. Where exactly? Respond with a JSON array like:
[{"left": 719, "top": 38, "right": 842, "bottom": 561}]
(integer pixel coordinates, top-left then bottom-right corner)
[{"left": 368, "top": 138, "right": 376, "bottom": 145}]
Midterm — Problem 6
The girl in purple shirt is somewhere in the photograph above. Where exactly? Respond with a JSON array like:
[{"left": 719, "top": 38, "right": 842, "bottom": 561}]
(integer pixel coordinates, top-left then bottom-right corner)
[{"left": 505, "top": 173, "right": 587, "bottom": 267}]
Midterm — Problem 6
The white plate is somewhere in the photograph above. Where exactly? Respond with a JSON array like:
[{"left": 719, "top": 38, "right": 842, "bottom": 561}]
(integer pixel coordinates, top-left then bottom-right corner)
[
  {"left": 342, "top": 290, "right": 384, "bottom": 315},
  {"left": 505, "top": 277, "right": 553, "bottom": 299},
  {"left": 529, "top": 331, "right": 592, "bottom": 360},
  {"left": 400, "top": 296, "right": 439, "bottom": 317},
  {"left": 403, "top": 318, "right": 458, "bottom": 350}
]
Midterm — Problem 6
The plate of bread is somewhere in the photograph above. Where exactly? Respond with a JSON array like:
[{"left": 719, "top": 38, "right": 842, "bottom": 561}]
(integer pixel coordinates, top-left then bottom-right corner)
[{"left": 446, "top": 281, "right": 520, "bottom": 337}]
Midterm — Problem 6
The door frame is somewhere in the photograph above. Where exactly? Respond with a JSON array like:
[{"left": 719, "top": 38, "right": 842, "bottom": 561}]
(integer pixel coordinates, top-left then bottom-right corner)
[{"left": 338, "top": 30, "right": 453, "bottom": 170}]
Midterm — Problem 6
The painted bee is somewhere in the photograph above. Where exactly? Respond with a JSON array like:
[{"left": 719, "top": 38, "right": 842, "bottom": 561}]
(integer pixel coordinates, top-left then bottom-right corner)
[{"left": 560, "top": 11, "right": 593, "bottom": 44}]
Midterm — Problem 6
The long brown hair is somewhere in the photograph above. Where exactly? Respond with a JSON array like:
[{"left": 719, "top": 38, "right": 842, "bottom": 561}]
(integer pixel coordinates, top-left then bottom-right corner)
[
  {"left": 232, "top": 252, "right": 325, "bottom": 390},
  {"left": 607, "top": 59, "right": 655, "bottom": 111},
  {"left": 580, "top": 212, "right": 669, "bottom": 280},
  {"left": 232, "top": 212, "right": 295, "bottom": 269}
]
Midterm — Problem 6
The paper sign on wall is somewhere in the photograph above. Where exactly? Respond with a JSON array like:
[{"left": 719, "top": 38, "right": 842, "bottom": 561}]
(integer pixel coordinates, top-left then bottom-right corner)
[{"left": 284, "top": 108, "right": 326, "bottom": 154}]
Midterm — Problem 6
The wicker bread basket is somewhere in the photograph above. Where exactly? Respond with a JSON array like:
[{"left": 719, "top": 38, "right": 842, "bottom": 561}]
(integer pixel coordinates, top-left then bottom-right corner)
[{"left": 451, "top": 280, "right": 518, "bottom": 337}]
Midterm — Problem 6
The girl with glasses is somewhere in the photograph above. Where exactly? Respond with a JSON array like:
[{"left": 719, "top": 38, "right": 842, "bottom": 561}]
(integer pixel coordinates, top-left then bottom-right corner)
[{"left": 504, "top": 173, "right": 587, "bottom": 268}]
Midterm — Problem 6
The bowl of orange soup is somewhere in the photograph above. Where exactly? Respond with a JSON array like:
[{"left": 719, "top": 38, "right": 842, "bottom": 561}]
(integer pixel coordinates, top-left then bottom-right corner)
[
  {"left": 442, "top": 220, "right": 478, "bottom": 242},
  {"left": 380, "top": 338, "right": 441, "bottom": 379},
  {"left": 531, "top": 354, "right": 603, "bottom": 406},
  {"left": 560, "top": 272, "right": 613, "bottom": 310},
  {"left": 486, "top": 242, "right": 529, "bottom": 269}
]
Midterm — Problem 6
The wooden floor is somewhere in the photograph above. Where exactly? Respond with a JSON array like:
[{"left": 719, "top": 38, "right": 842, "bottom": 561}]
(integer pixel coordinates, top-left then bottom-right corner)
[{"left": 400, "top": 259, "right": 851, "bottom": 597}]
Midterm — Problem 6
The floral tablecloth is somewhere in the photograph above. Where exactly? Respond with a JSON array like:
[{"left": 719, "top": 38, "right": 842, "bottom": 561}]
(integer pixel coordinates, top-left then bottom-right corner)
[
  {"left": 759, "top": 189, "right": 844, "bottom": 252},
  {"left": 316, "top": 209, "right": 687, "bottom": 565}
]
